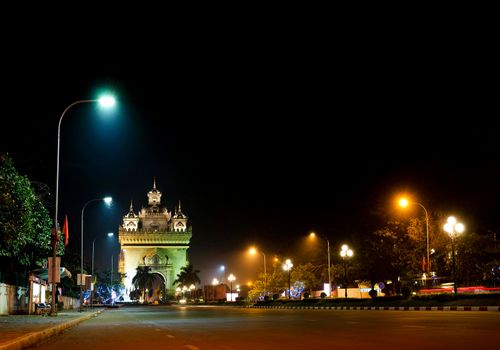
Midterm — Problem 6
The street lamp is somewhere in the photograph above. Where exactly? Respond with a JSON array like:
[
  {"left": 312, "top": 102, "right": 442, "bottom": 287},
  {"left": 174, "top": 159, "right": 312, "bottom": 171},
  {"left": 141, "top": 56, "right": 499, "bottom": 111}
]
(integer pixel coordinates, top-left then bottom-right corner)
[
  {"left": 248, "top": 247, "right": 267, "bottom": 296},
  {"left": 282, "top": 259, "right": 293, "bottom": 299},
  {"left": 91, "top": 232, "right": 114, "bottom": 307},
  {"left": 309, "top": 232, "right": 331, "bottom": 297},
  {"left": 398, "top": 197, "right": 431, "bottom": 274},
  {"left": 80, "top": 197, "right": 113, "bottom": 311},
  {"left": 219, "top": 265, "right": 225, "bottom": 283},
  {"left": 443, "top": 216, "right": 465, "bottom": 295},
  {"left": 227, "top": 274, "right": 236, "bottom": 301},
  {"left": 51, "top": 95, "right": 116, "bottom": 315},
  {"left": 340, "top": 244, "right": 353, "bottom": 298}
]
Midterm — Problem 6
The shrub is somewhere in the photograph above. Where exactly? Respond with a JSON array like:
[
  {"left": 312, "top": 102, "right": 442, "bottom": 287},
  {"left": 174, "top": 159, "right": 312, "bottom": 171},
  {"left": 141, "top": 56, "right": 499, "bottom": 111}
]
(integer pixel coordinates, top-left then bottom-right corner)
[
  {"left": 368, "top": 289, "right": 377, "bottom": 298},
  {"left": 401, "top": 287, "right": 411, "bottom": 299},
  {"left": 303, "top": 292, "right": 310, "bottom": 299},
  {"left": 320, "top": 292, "right": 327, "bottom": 299},
  {"left": 272, "top": 294, "right": 280, "bottom": 301}
]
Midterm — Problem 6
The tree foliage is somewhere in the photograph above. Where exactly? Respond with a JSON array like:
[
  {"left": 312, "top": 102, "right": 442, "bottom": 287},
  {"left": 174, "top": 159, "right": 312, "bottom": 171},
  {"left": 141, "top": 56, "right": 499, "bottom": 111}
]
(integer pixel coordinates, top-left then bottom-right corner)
[
  {"left": 132, "top": 266, "right": 163, "bottom": 302},
  {"left": 173, "top": 263, "right": 201, "bottom": 287},
  {"left": 0, "top": 154, "right": 63, "bottom": 281}
]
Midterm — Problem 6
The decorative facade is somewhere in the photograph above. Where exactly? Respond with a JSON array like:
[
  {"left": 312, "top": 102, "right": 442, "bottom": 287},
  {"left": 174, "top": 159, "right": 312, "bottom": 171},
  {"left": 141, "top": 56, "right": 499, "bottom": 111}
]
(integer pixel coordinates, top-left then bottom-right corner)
[{"left": 118, "top": 179, "right": 192, "bottom": 302}]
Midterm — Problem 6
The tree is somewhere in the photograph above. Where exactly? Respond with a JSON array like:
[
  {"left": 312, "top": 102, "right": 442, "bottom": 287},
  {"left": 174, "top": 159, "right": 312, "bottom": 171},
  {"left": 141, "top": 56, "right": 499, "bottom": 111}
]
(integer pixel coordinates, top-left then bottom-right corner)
[
  {"left": 132, "top": 266, "right": 162, "bottom": 303},
  {"left": 290, "top": 263, "right": 322, "bottom": 295},
  {"left": 357, "top": 220, "right": 420, "bottom": 295},
  {"left": 0, "top": 154, "right": 64, "bottom": 283},
  {"left": 173, "top": 264, "right": 201, "bottom": 287}
]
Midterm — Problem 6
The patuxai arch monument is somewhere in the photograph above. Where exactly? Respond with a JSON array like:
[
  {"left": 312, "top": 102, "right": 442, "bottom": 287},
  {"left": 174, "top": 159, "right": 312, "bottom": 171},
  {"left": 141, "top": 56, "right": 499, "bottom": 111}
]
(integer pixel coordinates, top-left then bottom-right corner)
[{"left": 118, "top": 179, "right": 191, "bottom": 302}]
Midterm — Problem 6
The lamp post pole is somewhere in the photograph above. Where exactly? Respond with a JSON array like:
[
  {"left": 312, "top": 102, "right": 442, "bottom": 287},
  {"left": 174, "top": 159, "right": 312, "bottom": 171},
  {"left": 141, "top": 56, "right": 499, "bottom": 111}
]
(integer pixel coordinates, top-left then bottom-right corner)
[
  {"left": 91, "top": 238, "right": 96, "bottom": 309},
  {"left": 227, "top": 274, "right": 235, "bottom": 301},
  {"left": 326, "top": 238, "right": 331, "bottom": 296},
  {"left": 309, "top": 233, "right": 332, "bottom": 297},
  {"left": 451, "top": 236, "right": 457, "bottom": 295},
  {"left": 52, "top": 100, "right": 95, "bottom": 316},
  {"left": 51, "top": 96, "right": 116, "bottom": 316},
  {"left": 340, "top": 244, "right": 353, "bottom": 298},
  {"left": 263, "top": 252, "right": 267, "bottom": 295},
  {"left": 90, "top": 232, "right": 114, "bottom": 308},
  {"left": 443, "top": 216, "right": 465, "bottom": 295},
  {"left": 110, "top": 255, "right": 113, "bottom": 292},
  {"left": 80, "top": 197, "right": 112, "bottom": 311},
  {"left": 282, "top": 259, "right": 293, "bottom": 299}
]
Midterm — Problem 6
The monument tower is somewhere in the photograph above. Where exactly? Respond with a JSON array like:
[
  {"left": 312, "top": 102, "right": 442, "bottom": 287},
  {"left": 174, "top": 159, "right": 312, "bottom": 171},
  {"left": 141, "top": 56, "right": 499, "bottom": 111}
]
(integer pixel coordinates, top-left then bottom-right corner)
[{"left": 118, "top": 178, "right": 192, "bottom": 302}]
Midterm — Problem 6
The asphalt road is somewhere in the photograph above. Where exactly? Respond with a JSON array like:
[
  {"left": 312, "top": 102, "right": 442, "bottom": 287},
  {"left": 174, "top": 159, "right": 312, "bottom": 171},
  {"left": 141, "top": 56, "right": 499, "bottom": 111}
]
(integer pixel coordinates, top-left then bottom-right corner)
[{"left": 34, "top": 305, "right": 500, "bottom": 350}]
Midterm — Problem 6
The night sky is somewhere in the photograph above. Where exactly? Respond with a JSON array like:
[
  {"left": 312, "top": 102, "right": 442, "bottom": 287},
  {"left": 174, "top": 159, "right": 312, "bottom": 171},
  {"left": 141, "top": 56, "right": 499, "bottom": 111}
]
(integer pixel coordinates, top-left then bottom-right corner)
[{"left": 1, "top": 41, "right": 498, "bottom": 286}]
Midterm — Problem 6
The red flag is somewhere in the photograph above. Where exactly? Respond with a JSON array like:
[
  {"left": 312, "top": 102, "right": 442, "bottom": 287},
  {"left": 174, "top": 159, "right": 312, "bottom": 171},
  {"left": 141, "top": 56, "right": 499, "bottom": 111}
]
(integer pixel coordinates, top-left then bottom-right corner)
[
  {"left": 62, "top": 215, "right": 69, "bottom": 246},
  {"left": 422, "top": 256, "right": 426, "bottom": 272}
]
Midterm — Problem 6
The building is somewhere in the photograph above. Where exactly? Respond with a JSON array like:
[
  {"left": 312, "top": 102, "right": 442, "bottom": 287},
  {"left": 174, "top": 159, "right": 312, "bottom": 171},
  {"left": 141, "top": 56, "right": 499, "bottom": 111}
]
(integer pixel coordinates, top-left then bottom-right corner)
[{"left": 118, "top": 179, "right": 192, "bottom": 302}]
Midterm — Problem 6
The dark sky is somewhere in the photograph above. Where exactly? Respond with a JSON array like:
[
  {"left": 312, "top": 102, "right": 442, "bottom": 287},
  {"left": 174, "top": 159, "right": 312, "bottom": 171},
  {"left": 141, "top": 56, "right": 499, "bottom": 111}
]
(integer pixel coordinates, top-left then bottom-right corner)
[{"left": 1, "top": 36, "right": 498, "bottom": 285}]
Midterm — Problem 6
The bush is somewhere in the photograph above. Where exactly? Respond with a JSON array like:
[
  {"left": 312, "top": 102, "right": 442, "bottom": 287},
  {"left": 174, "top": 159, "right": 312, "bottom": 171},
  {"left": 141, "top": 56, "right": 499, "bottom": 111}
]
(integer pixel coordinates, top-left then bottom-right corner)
[
  {"left": 368, "top": 289, "right": 377, "bottom": 298},
  {"left": 272, "top": 294, "right": 280, "bottom": 301},
  {"left": 303, "top": 292, "right": 310, "bottom": 299},
  {"left": 320, "top": 292, "right": 327, "bottom": 299},
  {"left": 401, "top": 287, "right": 411, "bottom": 299}
]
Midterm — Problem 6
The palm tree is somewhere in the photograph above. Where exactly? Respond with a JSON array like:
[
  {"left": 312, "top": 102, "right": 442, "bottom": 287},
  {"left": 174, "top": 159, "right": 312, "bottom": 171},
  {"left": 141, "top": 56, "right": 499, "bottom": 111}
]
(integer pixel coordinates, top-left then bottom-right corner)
[
  {"left": 173, "top": 264, "right": 201, "bottom": 287},
  {"left": 132, "top": 266, "right": 162, "bottom": 303}
]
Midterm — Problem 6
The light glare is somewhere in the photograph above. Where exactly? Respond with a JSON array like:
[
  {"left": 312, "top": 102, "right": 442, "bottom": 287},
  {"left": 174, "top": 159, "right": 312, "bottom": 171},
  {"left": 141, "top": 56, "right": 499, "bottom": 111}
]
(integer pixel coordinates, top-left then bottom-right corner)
[
  {"left": 98, "top": 95, "right": 116, "bottom": 108},
  {"left": 398, "top": 198, "right": 409, "bottom": 208},
  {"left": 447, "top": 216, "right": 457, "bottom": 225}
]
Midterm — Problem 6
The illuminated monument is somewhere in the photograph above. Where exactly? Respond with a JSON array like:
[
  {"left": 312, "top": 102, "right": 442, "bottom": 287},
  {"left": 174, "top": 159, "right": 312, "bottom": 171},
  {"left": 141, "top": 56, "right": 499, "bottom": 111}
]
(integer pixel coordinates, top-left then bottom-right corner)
[{"left": 118, "top": 179, "right": 191, "bottom": 302}]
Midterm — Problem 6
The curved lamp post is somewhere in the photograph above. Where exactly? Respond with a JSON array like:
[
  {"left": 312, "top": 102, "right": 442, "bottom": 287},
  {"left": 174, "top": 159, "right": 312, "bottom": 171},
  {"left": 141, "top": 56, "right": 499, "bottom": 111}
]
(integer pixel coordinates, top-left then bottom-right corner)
[
  {"left": 340, "top": 244, "right": 353, "bottom": 298},
  {"left": 51, "top": 95, "right": 116, "bottom": 315},
  {"left": 90, "top": 232, "right": 114, "bottom": 307},
  {"left": 227, "top": 274, "right": 236, "bottom": 301},
  {"left": 282, "top": 259, "right": 293, "bottom": 299},
  {"left": 398, "top": 198, "right": 431, "bottom": 274},
  {"left": 309, "top": 232, "right": 331, "bottom": 297},
  {"left": 443, "top": 216, "right": 465, "bottom": 295},
  {"left": 79, "top": 197, "right": 112, "bottom": 311},
  {"left": 249, "top": 247, "right": 267, "bottom": 296}
]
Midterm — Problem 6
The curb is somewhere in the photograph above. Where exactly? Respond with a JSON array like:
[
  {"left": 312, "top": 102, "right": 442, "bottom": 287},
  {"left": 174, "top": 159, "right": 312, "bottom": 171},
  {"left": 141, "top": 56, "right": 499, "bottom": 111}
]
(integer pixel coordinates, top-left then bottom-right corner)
[
  {"left": 0, "top": 310, "right": 103, "bottom": 350},
  {"left": 252, "top": 305, "right": 500, "bottom": 311}
]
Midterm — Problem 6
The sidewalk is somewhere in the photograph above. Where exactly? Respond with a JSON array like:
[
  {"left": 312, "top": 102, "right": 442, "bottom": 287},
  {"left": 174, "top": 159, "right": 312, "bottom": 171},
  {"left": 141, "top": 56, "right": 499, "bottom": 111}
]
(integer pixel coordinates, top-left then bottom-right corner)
[{"left": 0, "top": 309, "right": 103, "bottom": 350}]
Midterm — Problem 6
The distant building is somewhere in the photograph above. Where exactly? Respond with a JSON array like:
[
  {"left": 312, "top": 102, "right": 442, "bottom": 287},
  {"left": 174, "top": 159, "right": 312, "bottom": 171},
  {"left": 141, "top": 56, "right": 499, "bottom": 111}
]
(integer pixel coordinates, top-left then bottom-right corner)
[{"left": 118, "top": 179, "right": 192, "bottom": 302}]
